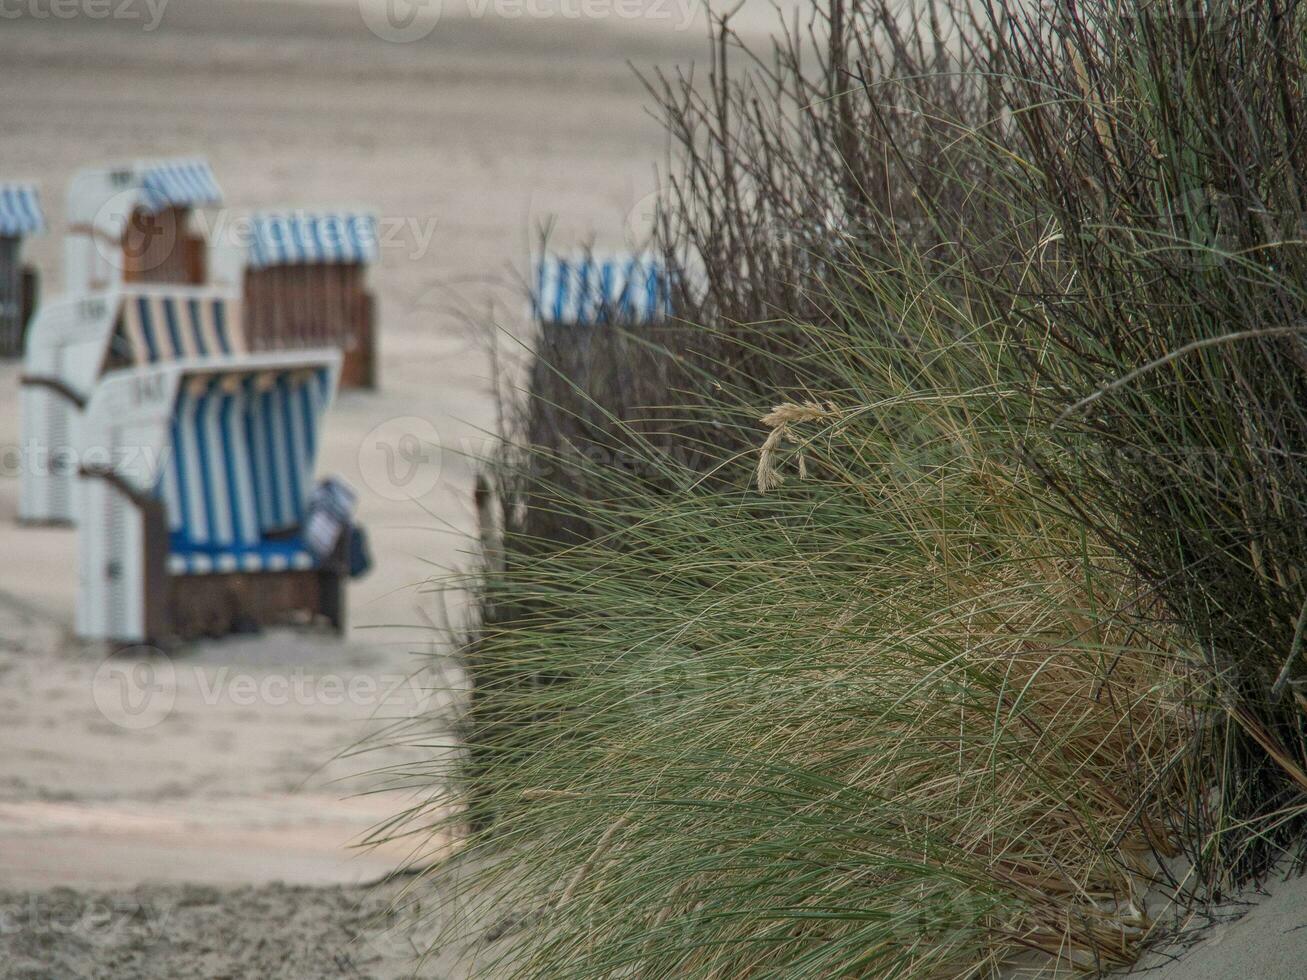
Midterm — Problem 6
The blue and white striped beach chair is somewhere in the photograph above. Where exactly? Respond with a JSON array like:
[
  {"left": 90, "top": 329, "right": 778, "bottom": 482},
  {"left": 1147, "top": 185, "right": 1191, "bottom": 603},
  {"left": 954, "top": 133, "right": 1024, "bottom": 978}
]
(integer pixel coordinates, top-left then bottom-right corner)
[
  {"left": 0, "top": 183, "right": 45, "bottom": 238},
  {"left": 533, "top": 253, "right": 674, "bottom": 326},
  {"left": 240, "top": 209, "right": 380, "bottom": 388},
  {"left": 20, "top": 286, "right": 243, "bottom": 524},
  {"left": 65, "top": 157, "right": 223, "bottom": 292},
  {"left": 247, "top": 211, "right": 379, "bottom": 270},
  {"left": 75, "top": 349, "right": 347, "bottom": 643},
  {"left": 0, "top": 182, "right": 44, "bottom": 356}
]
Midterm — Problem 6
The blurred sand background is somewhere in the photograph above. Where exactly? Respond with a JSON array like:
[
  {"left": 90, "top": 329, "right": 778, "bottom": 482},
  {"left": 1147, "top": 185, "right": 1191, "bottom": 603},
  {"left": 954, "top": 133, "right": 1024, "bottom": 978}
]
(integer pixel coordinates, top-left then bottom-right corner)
[{"left": 0, "top": 0, "right": 759, "bottom": 973}]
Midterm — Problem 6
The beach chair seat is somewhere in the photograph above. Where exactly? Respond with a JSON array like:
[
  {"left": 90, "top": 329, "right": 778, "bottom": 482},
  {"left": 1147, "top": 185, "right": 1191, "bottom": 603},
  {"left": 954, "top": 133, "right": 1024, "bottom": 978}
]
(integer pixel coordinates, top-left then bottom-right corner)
[
  {"left": 20, "top": 286, "right": 242, "bottom": 524},
  {"left": 165, "top": 538, "right": 318, "bottom": 576},
  {"left": 75, "top": 350, "right": 348, "bottom": 644}
]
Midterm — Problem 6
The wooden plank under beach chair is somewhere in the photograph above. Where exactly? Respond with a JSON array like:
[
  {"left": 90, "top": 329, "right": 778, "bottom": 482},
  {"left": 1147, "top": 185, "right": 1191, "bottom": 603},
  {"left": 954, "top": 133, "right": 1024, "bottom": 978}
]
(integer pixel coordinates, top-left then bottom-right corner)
[
  {"left": 0, "top": 182, "right": 46, "bottom": 357},
  {"left": 19, "top": 286, "right": 243, "bottom": 524},
  {"left": 75, "top": 350, "right": 346, "bottom": 644},
  {"left": 64, "top": 157, "right": 222, "bottom": 292},
  {"left": 242, "top": 211, "right": 379, "bottom": 389}
]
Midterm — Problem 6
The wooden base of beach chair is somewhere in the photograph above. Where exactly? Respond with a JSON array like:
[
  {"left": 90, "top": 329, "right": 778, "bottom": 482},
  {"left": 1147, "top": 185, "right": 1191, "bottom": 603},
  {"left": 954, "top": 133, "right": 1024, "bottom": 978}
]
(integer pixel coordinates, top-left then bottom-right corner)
[{"left": 162, "top": 569, "right": 344, "bottom": 641}]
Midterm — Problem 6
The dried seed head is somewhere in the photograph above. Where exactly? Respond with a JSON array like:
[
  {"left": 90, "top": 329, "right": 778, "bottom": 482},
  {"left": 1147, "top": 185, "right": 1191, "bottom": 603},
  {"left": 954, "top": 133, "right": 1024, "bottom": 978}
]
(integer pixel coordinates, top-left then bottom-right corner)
[
  {"left": 756, "top": 402, "right": 839, "bottom": 492},
  {"left": 760, "top": 401, "right": 835, "bottom": 429}
]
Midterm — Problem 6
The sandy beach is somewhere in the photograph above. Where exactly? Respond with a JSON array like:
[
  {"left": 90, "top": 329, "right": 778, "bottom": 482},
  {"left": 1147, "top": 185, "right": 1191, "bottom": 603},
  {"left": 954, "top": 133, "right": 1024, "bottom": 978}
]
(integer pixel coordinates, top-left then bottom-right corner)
[{"left": 0, "top": 0, "right": 714, "bottom": 973}]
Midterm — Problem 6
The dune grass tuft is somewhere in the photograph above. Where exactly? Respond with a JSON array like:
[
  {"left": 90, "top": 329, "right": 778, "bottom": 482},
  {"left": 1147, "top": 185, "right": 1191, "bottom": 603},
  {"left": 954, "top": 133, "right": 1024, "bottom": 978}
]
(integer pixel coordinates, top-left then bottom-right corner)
[
  {"left": 439, "top": 256, "right": 1204, "bottom": 975},
  {"left": 398, "top": 1, "right": 1307, "bottom": 974}
]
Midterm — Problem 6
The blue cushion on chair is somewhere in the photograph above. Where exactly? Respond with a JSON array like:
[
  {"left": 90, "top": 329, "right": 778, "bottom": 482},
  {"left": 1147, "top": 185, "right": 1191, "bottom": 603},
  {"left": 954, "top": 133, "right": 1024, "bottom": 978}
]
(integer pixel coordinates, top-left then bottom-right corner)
[{"left": 166, "top": 533, "right": 318, "bottom": 576}]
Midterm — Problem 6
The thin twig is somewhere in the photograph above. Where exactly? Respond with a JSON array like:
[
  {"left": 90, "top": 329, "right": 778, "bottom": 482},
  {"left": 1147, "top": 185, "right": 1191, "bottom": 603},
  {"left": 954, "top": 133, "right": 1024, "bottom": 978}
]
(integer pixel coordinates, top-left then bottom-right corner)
[
  {"left": 1053, "top": 324, "right": 1307, "bottom": 428},
  {"left": 1270, "top": 593, "right": 1307, "bottom": 700}
]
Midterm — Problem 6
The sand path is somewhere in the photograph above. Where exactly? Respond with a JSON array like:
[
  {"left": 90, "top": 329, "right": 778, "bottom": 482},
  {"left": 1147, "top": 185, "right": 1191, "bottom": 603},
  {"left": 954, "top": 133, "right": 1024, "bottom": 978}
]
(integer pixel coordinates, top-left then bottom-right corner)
[
  {"left": 0, "top": 0, "right": 701, "bottom": 900},
  {"left": 0, "top": 3, "right": 707, "bottom": 972}
]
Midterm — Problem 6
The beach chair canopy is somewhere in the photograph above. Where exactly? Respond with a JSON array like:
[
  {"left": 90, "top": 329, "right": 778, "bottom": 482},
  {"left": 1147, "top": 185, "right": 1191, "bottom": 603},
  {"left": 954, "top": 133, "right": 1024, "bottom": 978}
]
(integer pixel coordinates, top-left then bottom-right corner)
[
  {"left": 0, "top": 184, "right": 45, "bottom": 237},
  {"left": 23, "top": 286, "right": 243, "bottom": 403},
  {"left": 79, "top": 350, "right": 341, "bottom": 575},
  {"left": 67, "top": 157, "right": 223, "bottom": 239},
  {"left": 534, "top": 253, "right": 673, "bottom": 325},
  {"left": 247, "top": 211, "right": 379, "bottom": 269}
]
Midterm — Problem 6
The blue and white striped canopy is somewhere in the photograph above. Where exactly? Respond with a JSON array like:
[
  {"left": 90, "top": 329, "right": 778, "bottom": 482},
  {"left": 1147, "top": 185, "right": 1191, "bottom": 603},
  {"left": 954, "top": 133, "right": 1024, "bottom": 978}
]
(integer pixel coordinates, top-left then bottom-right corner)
[
  {"left": 139, "top": 159, "right": 223, "bottom": 214},
  {"left": 114, "top": 293, "right": 243, "bottom": 365},
  {"left": 247, "top": 212, "right": 379, "bottom": 269},
  {"left": 0, "top": 183, "right": 45, "bottom": 237},
  {"left": 534, "top": 254, "right": 673, "bottom": 325},
  {"left": 159, "top": 367, "right": 334, "bottom": 575}
]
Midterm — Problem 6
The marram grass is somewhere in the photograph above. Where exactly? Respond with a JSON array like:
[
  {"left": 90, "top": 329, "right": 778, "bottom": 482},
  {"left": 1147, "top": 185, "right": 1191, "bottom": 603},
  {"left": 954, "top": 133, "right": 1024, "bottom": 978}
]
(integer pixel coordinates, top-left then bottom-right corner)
[
  {"left": 426, "top": 283, "right": 1205, "bottom": 977},
  {"left": 387, "top": 1, "right": 1307, "bottom": 971}
]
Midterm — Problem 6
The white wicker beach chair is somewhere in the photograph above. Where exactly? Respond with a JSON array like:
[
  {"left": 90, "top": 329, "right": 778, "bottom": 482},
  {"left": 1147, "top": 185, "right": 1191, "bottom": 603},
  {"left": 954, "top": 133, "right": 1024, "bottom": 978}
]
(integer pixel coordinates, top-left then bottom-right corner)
[
  {"left": 64, "top": 157, "right": 222, "bottom": 292},
  {"left": 20, "top": 286, "right": 243, "bottom": 524},
  {"left": 75, "top": 349, "right": 345, "bottom": 643}
]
